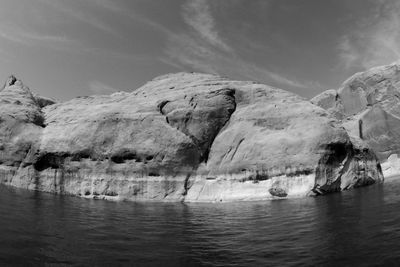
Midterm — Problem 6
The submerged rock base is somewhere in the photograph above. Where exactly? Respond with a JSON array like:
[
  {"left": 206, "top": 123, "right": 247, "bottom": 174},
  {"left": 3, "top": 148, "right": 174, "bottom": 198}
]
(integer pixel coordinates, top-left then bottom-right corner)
[
  {"left": 0, "top": 166, "right": 314, "bottom": 202},
  {"left": 0, "top": 157, "right": 382, "bottom": 202}
]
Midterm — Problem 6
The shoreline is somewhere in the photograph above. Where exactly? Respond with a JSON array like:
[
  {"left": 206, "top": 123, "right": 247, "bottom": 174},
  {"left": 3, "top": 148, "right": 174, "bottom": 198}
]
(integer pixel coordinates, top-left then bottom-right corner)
[{"left": 0, "top": 169, "right": 386, "bottom": 203}]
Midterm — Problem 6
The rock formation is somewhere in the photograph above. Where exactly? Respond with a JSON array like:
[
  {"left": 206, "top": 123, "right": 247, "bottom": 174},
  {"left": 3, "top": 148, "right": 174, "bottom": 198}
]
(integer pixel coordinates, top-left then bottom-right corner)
[
  {"left": 0, "top": 73, "right": 383, "bottom": 202},
  {"left": 311, "top": 62, "right": 400, "bottom": 177}
]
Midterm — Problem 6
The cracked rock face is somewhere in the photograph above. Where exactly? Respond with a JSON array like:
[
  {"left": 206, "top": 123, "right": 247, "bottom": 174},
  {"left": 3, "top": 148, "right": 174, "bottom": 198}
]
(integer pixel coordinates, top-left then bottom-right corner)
[
  {"left": 158, "top": 87, "right": 236, "bottom": 161},
  {"left": 0, "top": 76, "right": 45, "bottom": 168},
  {"left": 311, "top": 63, "right": 400, "bottom": 162},
  {"left": 0, "top": 73, "right": 383, "bottom": 202}
]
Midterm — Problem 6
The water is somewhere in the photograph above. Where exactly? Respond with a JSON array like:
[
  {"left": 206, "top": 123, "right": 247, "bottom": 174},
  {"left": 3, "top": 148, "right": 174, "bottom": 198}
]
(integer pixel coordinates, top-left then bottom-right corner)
[{"left": 1, "top": 179, "right": 400, "bottom": 267}]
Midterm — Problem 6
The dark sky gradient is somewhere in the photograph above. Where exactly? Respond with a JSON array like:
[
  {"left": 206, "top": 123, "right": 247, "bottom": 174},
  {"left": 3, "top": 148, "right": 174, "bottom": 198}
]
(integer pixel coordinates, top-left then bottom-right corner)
[{"left": 0, "top": 0, "right": 399, "bottom": 100}]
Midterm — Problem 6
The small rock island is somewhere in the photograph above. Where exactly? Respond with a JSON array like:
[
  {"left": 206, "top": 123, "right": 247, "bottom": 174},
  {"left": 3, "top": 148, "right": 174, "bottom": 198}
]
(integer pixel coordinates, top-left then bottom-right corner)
[{"left": 1, "top": 68, "right": 394, "bottom": 202}]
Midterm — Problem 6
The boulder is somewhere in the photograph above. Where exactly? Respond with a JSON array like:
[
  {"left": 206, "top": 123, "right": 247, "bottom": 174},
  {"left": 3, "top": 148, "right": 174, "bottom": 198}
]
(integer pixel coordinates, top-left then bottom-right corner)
[
  {"left": 0, "top": 73, "right": 383, "bottom": 202},
  {"left": 0, "top": 76, "right": 44, "bottom": 169},
  {"left": 312, "top": 62, "right": 400, "bottom": 177}
]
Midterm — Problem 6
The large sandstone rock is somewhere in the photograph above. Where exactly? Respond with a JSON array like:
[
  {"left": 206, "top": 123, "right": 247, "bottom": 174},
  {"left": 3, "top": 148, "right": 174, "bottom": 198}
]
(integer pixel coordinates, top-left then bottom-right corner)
[
  {"left": 0, "top": 73, "right": 383, "bottom": 202},
  {"left": 0, "top": 76, "right": 44, "bottom": 168},
  {"left": 311, "top": 62, "right": 400, "bottom": 177}
]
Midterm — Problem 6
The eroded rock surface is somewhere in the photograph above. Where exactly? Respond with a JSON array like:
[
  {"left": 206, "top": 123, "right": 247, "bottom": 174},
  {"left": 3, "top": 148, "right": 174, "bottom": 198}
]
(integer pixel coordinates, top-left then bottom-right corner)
[
  {"left": 0, "top": 73, "right": 383, "bottom": 202},
  {"left": 311, "top": 62, "right": 400, "bottom": 177}
]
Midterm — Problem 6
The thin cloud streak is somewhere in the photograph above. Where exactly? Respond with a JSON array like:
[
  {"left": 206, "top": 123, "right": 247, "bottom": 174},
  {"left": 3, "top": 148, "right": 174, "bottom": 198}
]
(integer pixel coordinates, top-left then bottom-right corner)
[
  {"left": 0, "top": 24, "right": 75, "bottom": 47},
  {"left": 3, "top": 0, "right": 303, "bottom": 89},
  {"left": 37, "top": 0, "right": 117, "bottom": 36},
  {"left": 164, "top": 33, "right": 309, "bottom": 89},
  {"left": 89, "top": 0, "right": 174, "bottom": 36},
  {"left": 163, "top": 0, "right": 312, "bottom": 90},
  {"left": 182, "top": 0, "right": 231, "bottom": 52}
]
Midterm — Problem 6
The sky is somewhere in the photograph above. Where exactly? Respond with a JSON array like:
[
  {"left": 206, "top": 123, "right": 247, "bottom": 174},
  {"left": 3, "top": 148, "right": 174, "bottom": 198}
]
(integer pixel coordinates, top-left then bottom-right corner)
[{"left": 0, "top": 0, "right": 399, "bottom": 101}]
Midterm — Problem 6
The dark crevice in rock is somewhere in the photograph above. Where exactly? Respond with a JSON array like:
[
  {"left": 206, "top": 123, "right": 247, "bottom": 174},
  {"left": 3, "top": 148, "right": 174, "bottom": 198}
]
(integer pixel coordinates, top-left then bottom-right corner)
[
  {"left": 251, "top": 171, "right": 270, "bottom": 182},
  {"left": 34, "top": 95, "right": 57, "bottom": 108},
  {"left": 105, "top": 191, "right": 118, "bottom": 196},
  {"left": 313, "top": 142, "right": 351, "bottom": 195},
  {"left": 359, "top": 119, "right": 363, "bottom": 139},
  {"left": 3, "top": 75, "right": 17, "bottom": 88},
  {"left": 32, "top": 114, "right": 46, "bottom": 128},
  {"left": 110, "top": 149, "right": 145, "bottom": 164},
  {"left": 34, "top": 152, "right": 69, "bottom": 172},
  {"left": 157, "top": 100, "right": 170, "bottom": 115},
  {"left": 377, "top": 163, "right": 382, "bottom": 174},
  {"left": 312, "top": 141, "right": 382, "bottom": 195},
  {"left": 33, "top": 150, "right": 96, "bottom": 168},
  {"left": 158, "top": 88, "right": 237, "bottom": 164},
  {"left": 201, "top": 89, "right": 237, "bottom": 163},
  {"left": 287, "top": 168, "right": 313, "bottom": 177},
  {"left": 230, "top": 138, "right": 244, "bottom": 161},
  {"left": 182, "top": 173, "right": 192, "bottom": 198},
  {"left": 70, "top": 149, "right": 92, "bottom": 161}
]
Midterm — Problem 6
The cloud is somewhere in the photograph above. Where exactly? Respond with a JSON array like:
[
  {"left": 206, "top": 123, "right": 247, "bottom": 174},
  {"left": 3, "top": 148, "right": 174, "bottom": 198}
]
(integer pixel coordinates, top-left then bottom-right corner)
[
  {"left": 0, "top": 24, "right": 76, "bottom": 48},
  {"left": 0, "top": 15, "right": 149, "bottom": 62},
  {"left": 89, "top": 80, "right": 120, "bottom": 94},
  {"left": 87, "top": 0, "right": 174, "bottom": 36},
  {"left": 338, "top": 35, "right": 359, "bottom": 69},
  {"left": 37, "top": 0, "right": 117, "bottom": 36},
  {"left": 182, "top": 0, "right": 231, "bottom": 52},
  {"left": 0, "top": 23, "right": 149, "bottom": 62},
  {"left": 338, "top": 0, "right": 400, "bottom": 69},
  {"left": 163, "top": 32, "right": 309, "bottom": 89},
  {"left": 163, "top": 0, "right": 311, "bottom": 90}
]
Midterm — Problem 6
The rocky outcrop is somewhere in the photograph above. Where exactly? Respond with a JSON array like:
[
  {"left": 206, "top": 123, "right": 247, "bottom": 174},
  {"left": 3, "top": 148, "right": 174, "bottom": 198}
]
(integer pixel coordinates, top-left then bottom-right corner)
[
  {"left": 0, "top": 73, "right": 383, "bottom": 202},
  {"left": 311, "top": 62, "right": 400, "bottom": 177},
  {"left": 0, "top": 76, "right": 44, "bottom": 168}
]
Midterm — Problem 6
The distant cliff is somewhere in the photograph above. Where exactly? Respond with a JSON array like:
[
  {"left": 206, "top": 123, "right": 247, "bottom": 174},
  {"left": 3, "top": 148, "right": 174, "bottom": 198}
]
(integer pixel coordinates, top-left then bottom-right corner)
[
  {"left": 0, "top": 73, "right": 383, "bottom": 202},
  {"left": 311, "top": 62, "right": 400, "bottom": 177}
]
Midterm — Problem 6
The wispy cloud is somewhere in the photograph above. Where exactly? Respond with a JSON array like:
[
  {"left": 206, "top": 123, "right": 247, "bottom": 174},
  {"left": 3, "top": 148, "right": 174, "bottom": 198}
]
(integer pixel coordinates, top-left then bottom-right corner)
[
  {"left": 338, "top": 0, "right": 400, "bottom": 69},
  {"left": 163, "top": 32, "right": 309, "bottom": 89},
  {"left": 0, "top": 24, "right": 76, "bottom": 48},
  {"left": 163, "top": 0, "right": 311, "bottom": 90},
  {"left": 88, "top": 0, "right": 174, "bottom": 36},
  {"left": 89, "top": 80, "right": 120, "bottom": 94},
  {"left": 0, "top": 23, "right": 150, "bottom": 64},
  {"left": 182, "top": 0, "right": 231, "bottom": 52},
  {"left": 37, "top": 0, "right": 117, "bottom": 36},
  {"left": 0, "top": 3, "right": 151, "bottom": 62}
]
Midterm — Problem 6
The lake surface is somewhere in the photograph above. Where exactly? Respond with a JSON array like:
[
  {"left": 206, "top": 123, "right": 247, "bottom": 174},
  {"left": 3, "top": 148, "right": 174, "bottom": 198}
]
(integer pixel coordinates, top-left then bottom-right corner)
[{"left": 2, "top": 178, "right": 400, "bottom": 267}]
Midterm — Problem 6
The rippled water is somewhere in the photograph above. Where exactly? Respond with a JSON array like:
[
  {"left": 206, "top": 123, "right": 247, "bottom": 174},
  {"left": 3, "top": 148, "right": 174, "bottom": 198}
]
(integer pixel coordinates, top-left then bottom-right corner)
[{"left": 2, "top": 178, "right": 400, "bottom": 266}]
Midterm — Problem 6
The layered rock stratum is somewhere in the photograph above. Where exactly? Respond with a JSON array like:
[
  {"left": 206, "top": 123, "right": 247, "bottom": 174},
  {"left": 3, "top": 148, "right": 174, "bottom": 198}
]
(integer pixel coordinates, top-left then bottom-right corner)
[
  {"left": 311, "top": 62, "right": 400, "bottom": 177},
  {"left": 0, "top": 73, "right": 383, "bottom": 202}
]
